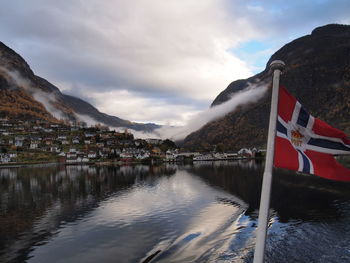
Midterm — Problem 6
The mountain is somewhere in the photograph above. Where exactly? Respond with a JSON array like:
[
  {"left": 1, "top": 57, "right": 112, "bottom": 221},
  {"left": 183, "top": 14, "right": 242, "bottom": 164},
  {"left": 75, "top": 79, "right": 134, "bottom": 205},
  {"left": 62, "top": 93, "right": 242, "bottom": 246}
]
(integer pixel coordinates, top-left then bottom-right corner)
[
  {"left": 183, "top": 24, "right": 350, "bottom": 151},
  {"left": 0, "top": 41, "right": 159, "bottom": 131},
  {"left": 0, "top": 42, "right": 75, "bottom": 122},
  {"left": 62, "top": 94, "right": 159, "bottom": 131}
]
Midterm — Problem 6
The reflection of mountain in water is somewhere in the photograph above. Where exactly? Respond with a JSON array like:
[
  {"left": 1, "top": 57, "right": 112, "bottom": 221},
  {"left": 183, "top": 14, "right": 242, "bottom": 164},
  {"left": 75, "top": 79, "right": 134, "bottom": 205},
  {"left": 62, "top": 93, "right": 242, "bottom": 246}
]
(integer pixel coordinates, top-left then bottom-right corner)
[
  {"left": 189, "top": 160, "right": 350, "bottom": 222},
  {"left": 0, "top": 164, "right": 177, "bottom": 262},
  {"left": 1, "top": 163, "right": 350, "bottom": 263}
]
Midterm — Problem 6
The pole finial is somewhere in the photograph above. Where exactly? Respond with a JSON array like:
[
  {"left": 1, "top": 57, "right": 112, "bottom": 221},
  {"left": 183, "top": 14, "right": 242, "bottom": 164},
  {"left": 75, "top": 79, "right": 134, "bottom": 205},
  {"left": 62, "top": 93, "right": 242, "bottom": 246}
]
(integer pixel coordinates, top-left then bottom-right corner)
[{"left": 270, "top": 60, "right": 285, "bottom": 71}]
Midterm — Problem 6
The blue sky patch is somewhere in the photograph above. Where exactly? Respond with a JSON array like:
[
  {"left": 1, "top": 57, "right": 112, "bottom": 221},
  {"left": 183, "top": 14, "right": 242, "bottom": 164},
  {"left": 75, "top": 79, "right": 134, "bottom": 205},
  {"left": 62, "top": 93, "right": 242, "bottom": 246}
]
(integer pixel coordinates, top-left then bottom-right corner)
[{"left": 230, "top": 40, "right": 274, "bottom": 73}]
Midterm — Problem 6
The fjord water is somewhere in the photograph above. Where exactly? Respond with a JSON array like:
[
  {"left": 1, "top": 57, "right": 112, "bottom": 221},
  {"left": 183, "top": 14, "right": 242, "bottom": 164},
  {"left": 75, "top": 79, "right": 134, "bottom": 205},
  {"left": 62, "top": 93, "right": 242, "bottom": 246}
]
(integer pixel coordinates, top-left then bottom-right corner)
[{"left": 1, "top": 162, "right": 350, "bottom": 263}]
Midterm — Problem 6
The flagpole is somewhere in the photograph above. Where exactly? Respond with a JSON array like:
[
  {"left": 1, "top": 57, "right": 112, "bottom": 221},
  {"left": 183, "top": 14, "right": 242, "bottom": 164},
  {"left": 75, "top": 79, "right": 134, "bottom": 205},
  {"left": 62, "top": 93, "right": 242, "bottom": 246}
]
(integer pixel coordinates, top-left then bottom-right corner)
[{"left": 253, "top": 60, "right": 285, "bottom": 263}]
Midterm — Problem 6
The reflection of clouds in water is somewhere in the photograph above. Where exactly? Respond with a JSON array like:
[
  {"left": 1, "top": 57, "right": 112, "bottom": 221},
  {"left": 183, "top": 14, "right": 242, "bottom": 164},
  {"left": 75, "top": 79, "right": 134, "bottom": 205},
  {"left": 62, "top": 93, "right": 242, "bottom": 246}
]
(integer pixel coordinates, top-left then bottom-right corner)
[
  {"left": 216, "top": 213, "right": 257, "bottom": 262},
  {"left": 26, "top": 167, "right": 246, "bottom": 263},
  {"left": 156, "top": 203, "right": 241, "bottom": 262},
  {"left": 98, "top": 170, "right": 208, "bottom": 224},
  {"left": 165, "top": 163, "right": 179, "bottom": 170},
  {"left": 150, "top": 196, "right": 253, "bottom": 263},
  {"left": 3, "top": 164, "right": 348, "bottom": 263}
]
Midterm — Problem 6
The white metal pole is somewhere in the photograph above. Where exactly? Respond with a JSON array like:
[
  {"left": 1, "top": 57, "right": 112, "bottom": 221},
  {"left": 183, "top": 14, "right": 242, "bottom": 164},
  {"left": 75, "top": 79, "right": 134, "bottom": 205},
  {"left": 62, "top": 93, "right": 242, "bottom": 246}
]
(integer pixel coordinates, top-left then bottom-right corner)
[{"left": 253, "top": 60, "right": 285, "bottom": 263}]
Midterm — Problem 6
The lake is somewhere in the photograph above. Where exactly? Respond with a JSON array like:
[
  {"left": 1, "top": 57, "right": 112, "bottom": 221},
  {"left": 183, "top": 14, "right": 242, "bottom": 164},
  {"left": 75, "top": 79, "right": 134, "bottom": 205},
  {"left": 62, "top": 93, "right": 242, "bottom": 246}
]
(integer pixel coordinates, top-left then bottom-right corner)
[{"left": 1, "top": 161, "right": 350, "bottom": 263}]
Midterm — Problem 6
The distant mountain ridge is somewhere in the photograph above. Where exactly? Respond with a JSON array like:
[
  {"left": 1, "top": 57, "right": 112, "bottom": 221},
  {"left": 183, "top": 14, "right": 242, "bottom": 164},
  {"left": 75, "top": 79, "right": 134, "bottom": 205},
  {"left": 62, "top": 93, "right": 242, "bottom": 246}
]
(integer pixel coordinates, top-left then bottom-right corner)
[
  {"left": 0, "top": 41, "right": 159, "bottom": 131},
  {"left": 62, "top": 94, "right": 159, "bottom": 131},
  {"left": 183, "top": 24, "right": 350, "bottom": 151}
]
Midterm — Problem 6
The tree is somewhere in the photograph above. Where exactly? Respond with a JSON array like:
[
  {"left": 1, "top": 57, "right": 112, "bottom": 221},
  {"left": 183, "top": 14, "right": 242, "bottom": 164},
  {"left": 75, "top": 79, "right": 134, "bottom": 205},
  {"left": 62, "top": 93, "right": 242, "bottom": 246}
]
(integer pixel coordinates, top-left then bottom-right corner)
[
  {"left": 159, "top": 139, "right": 177, "bottom": 152},
  {"left": 215, "top": 143, "right": 226, "bottom": 153},
  {"left": 0, "top": 147, "right": 7, "bottom": 154}
]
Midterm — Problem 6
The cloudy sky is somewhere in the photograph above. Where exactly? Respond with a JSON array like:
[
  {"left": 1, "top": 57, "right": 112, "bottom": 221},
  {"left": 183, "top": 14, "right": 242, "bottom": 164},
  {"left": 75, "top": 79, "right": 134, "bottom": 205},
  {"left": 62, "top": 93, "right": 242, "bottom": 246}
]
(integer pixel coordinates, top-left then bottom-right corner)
[{"left": 1, "top": 0, "right": 349, "bottom": 125}]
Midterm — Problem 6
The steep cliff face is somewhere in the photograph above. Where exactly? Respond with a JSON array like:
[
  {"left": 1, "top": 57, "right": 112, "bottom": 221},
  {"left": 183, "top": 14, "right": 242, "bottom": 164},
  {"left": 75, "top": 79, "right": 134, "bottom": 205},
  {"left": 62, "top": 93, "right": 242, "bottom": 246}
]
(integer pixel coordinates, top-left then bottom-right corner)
[
  {"left": 0, "top": 41, "right": 159, "bottom": 130},
  {"left": 183, "top": 24, "right": 350, "bottom": 151}
]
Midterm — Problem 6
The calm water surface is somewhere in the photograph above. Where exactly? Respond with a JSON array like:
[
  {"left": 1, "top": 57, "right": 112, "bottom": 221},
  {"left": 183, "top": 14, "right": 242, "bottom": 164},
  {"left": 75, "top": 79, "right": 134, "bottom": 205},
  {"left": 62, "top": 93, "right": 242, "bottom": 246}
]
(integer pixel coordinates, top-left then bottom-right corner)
[{"left": 1, "top": 161, "right": 350, "bottom": 263}]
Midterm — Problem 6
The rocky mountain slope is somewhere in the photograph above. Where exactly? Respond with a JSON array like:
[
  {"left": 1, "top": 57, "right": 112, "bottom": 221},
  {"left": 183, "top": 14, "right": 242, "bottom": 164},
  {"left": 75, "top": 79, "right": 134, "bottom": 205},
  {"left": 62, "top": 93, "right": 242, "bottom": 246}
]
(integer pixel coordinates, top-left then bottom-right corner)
[
  {"left": 0, "top": 41, "right": 159, "bottom": 131},
  {"left": 0, "top": 42, "right": 74, "bottom": 122},
  {"left": 183, "top": 24, "right": 350, "bottom": 151}
]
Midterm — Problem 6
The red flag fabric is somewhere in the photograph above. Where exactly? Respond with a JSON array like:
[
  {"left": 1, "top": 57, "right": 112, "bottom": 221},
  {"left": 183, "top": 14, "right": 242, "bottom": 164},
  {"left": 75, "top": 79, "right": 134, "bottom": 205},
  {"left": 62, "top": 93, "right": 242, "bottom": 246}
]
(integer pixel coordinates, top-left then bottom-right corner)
[{"left": 274, "top": 86, "right": 350, "bottom": 181}]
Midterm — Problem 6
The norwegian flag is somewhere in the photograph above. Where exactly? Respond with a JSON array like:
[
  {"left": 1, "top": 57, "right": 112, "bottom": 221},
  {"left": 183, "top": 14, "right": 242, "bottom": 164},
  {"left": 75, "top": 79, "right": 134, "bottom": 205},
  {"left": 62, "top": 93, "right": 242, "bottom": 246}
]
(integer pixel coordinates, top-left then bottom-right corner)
[{"left": 274, "top": 86, "right": 350, "bottom": 181}]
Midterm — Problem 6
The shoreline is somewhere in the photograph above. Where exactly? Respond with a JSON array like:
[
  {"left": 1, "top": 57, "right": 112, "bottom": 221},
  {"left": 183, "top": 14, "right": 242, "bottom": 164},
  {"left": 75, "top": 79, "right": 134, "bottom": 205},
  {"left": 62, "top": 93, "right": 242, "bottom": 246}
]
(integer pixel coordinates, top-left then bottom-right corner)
[{"left": 0, "top": 157, "right": 264, "bottom": 168}]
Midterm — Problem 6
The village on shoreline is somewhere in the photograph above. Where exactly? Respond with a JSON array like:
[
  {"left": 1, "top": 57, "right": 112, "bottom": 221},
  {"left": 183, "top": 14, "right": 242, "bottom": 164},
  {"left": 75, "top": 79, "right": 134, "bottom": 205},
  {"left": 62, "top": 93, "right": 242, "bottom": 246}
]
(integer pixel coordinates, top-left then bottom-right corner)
[{"left": 0, "top": 119, "right": 265, "bottom": 166}]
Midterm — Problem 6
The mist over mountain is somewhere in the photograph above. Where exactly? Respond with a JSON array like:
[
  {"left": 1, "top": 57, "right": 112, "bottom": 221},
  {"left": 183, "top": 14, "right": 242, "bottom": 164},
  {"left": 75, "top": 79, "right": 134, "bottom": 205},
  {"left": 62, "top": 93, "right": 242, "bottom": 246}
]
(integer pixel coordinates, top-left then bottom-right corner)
[
  {"left": 183, "top": 24, "right": 350, "bottom": 151},
  {"left": 1, "top": 24, "right": 349, "bottom": 145},
  {"left": 62, "top": 94, "right": 159, "bottom": 131},
  {"left": 0, "top": 41, "right": 159, "bottom": 131}
]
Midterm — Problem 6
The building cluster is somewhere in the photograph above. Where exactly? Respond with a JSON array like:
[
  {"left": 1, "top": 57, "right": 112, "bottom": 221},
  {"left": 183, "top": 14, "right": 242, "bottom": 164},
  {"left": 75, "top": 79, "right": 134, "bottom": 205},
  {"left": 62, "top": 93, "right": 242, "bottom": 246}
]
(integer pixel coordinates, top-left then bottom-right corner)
[
  {"left": 0, "top": 119, "right": 265, "bottom": 165},
  {"left": 0, "top": 119, "right": 178, "bottom": 164},
  {"left": 192, "top": 148, "right": 264, "bottom": 161}
]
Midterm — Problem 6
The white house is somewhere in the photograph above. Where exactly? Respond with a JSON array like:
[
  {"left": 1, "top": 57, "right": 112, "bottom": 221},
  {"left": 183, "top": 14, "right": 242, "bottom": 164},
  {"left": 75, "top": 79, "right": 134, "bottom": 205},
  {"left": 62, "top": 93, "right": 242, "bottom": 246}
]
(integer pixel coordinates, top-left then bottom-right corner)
[
  {"left": 15, "top": 139, "right": 24, "bottom": 147},
  {"left": 30, "top": 141, "right": 39, "bottom": 149},
  {"left": 193, "top": 154, "right": 214, "bottom": 161},
  {"left": 9, "top": 153, "right": 17, "bottom": 158},
  {"left": 213, "top": 152, "right": 228, "bottom": 160},
  {"left": 238, "top": 148, "right": 253, "bottom": 157},
  {"left": 88, "top": 152, "right": 97, "bottom": 158},
  {"left": 0, "top": 154, "right": 11, "bottom": 163},
  {"left": 165, "top": 149, "right": 178, "bottom": 161},
  {"left": 50, "top": 146, "right": 60, "bottom": 153},
  {"left": 135, "top": 151, "right": 150, "bottom": 160},
  {"left": 66, "top": 152, "right": 77, "bottom": 158}
]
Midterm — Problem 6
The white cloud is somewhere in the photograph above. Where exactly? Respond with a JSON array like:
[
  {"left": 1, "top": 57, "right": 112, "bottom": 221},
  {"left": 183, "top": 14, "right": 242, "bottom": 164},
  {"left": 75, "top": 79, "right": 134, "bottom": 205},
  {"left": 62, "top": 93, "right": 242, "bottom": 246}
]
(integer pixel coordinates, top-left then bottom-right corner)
[
  {"left": 1, "top": 0, "right": 349, "bottom": 125},
  {"left": 79, "top": 87, "right": 236, "bottom": 140},
  {"left": 0, "top": 0, "right": 259, "bottom": 123},
  {"left": 156, "top": 82, "right": 269, "bottom": 140},
  {"left": 90, "top": 89, "right": 200, "bottom": 126}
]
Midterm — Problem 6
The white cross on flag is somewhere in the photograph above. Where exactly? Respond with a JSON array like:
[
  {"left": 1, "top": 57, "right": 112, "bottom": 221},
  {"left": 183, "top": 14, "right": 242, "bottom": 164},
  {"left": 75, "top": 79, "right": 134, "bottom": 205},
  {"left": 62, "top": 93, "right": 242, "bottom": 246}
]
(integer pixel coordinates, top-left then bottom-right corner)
[{"left": 274, "top": 85, "right": 350, "bottom": 181}]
